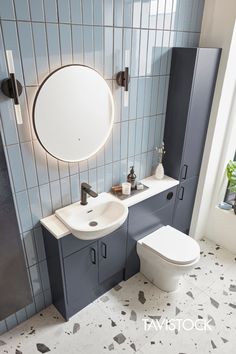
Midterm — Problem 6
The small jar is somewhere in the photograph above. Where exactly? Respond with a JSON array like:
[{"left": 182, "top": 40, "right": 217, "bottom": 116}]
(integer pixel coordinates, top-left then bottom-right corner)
[{"left": 122, "top": 182, "right": 131, "bottom": 195}]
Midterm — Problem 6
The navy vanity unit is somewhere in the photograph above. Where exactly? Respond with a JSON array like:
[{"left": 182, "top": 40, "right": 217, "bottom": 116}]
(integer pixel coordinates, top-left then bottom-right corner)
[
  {"left": 164, "top": 47, "right": 221, "bottom": 234},
  {"left": 41, "top": 177, "right": 178, "bottom": 320}
]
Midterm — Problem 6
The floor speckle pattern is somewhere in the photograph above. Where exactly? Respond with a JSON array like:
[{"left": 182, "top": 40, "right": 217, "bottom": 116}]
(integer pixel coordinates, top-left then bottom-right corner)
[{"left": 0, "top": 238, "right": 235, "bottom": 354}]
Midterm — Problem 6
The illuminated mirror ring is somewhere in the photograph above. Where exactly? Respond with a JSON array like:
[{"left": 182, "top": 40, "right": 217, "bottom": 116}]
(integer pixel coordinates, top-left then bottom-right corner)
[{"left": 33, "top": 64, "right": 114, "bottom": 162}]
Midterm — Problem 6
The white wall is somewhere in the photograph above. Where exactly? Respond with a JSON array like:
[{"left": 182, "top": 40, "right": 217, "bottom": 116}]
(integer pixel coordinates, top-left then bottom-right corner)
[{"left": 190, "top": 0, "right": 236, "bottom": 252}]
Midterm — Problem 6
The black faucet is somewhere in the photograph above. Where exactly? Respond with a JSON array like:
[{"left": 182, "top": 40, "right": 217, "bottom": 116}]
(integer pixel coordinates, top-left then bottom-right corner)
[{"left": 80, "top": 182, "right": 98, "bottom": 205}]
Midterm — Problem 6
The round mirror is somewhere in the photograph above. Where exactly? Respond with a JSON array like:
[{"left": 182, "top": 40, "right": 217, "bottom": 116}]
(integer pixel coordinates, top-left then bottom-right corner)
[{"left": 33, "top": 65, "right": 114, "bottom": 162}]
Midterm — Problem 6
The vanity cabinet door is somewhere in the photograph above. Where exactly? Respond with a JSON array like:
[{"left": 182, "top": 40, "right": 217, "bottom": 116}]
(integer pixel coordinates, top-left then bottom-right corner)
[
  {"left": 172, "top": 177, "right": 199, "bottom": 234},
  {"left": 63, "top": 242, "right": 98, "bottom": 312},
  {"left": 98, "top": 224, "right": 127, "bottom": 284}
]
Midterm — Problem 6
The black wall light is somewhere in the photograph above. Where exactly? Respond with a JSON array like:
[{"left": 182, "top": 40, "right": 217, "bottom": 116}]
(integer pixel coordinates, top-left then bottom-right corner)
[
  {"left": 116, "top": 66, "right": 129, "bottom": 92},
  {"left": 1, "top": 51, "right": 23, "bottom": 124}
]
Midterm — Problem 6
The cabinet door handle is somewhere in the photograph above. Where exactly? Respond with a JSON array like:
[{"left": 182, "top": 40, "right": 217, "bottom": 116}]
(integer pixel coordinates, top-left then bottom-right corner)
[
  {"left": 101, "top": 242, "right": 107, "bottom": 259},
  {"left": 90, "top": 248, "right": 96, "bottom": 264},
  {"left": 178, "top": 186, "right": 185, "bottom": 200},
  {"left": 181, "top": 164, "right": 188, "bottom": 180}
]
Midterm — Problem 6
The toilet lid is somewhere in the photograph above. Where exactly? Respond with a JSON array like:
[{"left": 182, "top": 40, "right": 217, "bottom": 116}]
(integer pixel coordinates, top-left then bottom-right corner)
[{"left": 141, "top": 225, "right": 200, "bottom": 265}]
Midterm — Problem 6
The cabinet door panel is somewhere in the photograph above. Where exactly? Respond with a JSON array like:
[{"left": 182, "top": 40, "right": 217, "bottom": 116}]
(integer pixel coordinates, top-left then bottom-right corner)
[
  {"left": 61, "top": 234, "right": 94, "bottom": 258},
  {"left": 99, "top": 224, "right": 127, "bottom": 283},
  {"left": 125, "top": 203, "right": 174, "bottom": 280},
  {"left": 173, "top": 177, "right": 199, "bottom": 234},
  {"left": 181, "top": 49, "right": 221, "bottom": 180},
  {"left": 63, "top": 242, "right": 98, "bottom": 308}
]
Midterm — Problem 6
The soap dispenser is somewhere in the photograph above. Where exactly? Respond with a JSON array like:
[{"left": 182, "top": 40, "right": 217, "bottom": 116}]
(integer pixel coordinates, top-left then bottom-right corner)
[{"left": 127, "top": 166, "right": 136, "bottom": 190}]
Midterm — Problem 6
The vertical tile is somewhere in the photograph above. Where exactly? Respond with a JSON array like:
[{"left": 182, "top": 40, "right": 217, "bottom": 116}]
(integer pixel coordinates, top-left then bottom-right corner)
[
  {"left": 59, "top": 24, "right": 72, "bottom": 65},
  {"left": 97, "top": 166, "right": 105, "bottom": 193},
  {"left": 39, "top": 184, "right": 52, "bottom": 217},
  {"left": 21, "top": 142, "right": 38, "bottom": 189},
  {"left": 93, "top": 0, "right": 103, "bottom": 25},
  {"left": 157, "top": 0, "right": 165, "bottom": 29},
  {"left": 149, "top": 0, "right": 158, "bottom": 28},
  {"left": 70, "top": 174, "right": 80, "bottom": 203},
  {"left": 140, "top": 152, "right": 147, "bottom": 179},
  {"left": 134, "top": 118, "right": 143, "bottom": 155},
  {"left": 1, "top": 20, "right": 24, "bottom": 84},
  {"left": 23, "top": 230, "right": 37, "bottom": 267},
  {"left": 130, "top": 29, "right": 140, "bottom": 77},
  {"left": 46, "top": 23, "right": 61, "bottom": 71},
  {"left": 114, "top": 28, "right": 123, "bottom": 75},
  {"left": 104, "top": 133, "right": 113, "bottom": 165},
  {"left": 120, "top": 121, "right": 128, "bottom": 159},
  {"left": 164, "top": 0, "right": 174, "bottom": 30},
  {"left": 88, "top": 155, "right": 97, "bottom": 170},
  {"left": 128, "top": 120, "right": 135, "bottom": 157},
  {"left": 113, "top": 123, "right": 121, "bottom": 162},
  {"left": 29, "top": 264, "right": 43, "bottom": 295},
  {"left": 1, "top": 0, "right": 15, "bottom": 19},
  {"left": 120, "top": 158, "right": 128, "bottom": 182},
  {"left": 104, "top": 163, "right": 112, "bottom": 192},
  {"left": 133, "top": 0, "right": 141, "bottom": 28},
  {"left": 28, "top": 187, "right": 43, "bottom": 227},
  {"left": 7, "top": 144, "right": 26, "bottom": 193},
  {"left": 88, "top": 168, "right": 97, "bottom": 190},
  {"left": 146, "top": 29, "right": 156, "bottom": 75},
  {"left": 25, "top": 86, "right": 38, "bottom": 140},
  {"left": 60, "top": 177, "right": 71, "bottom": 206},
  {"left": 47, "top": 154, "right": 59, "bottom": 182},
  {"left": 34, "top": 293, "right": 45, "bottom": 312},
  {"left": 16, "top": 190, "right": 33, "bottom": 232},
  {"left": 70, "top": 0, "right": 82, "bottom": 24},
  {"left": 83, "top": 26, "right": 94, "bottom": 68},
  {"left": 72, "top": 25, "right": 83, "bottom": 64},
  {"left": 94, "top": 26, "right": 103, "bottom": 74},
  {"left": 32, "top": 23, "right": 50, "bottom": 81},
  {"left": 129, "top": 78, "right": 138, "bottom": 118},
  {"left": 14, "top": 0, "right": 30, "bottom": 20},
  {"left": 150, "top": 75, "right": 159, "bottom": 115},
  {"left": 114, "top": 0, "right": 123, "bottom": 27},
  {"left": 34, "top": 227, "right": 46, "bottom": 262},
  {"left": 79, "top": 159, "right": 88, "bottom": 172},
  {"left": 0, "top": 320, "right": 7, "bottom": 335},
  {"left": 96, "top": 146, "right": 105, "bottom": 167},
  {"left": 141, "top": 0, "right": 150, "bottom": 28},
  {"left": 17, "top": 22, "right": 38, "bottom": 86},
  {"left": 80, "top": 170, "right": 89, "bottom": 184},
  {"left": 123, "top": 28, "right": 132, "bottom": 67},
  {"left": 148, "top": 115, "right": 156, "bottom": 150},
  {"left": 29, "top": 0, "right": 44, "bottom": 21},
  {"left": 5, "top": 314, "right": 18, "bottom": 330},
  {"left": 69, "top": 161, "right": 79, "bottom": 175},
  {"left": 58, "top": 0, "right": 71, "bottom": 23},
  {"left": 136, "top": 77, "right": 145, "bottom": 118},
  {"left": 33, "top": 141, "right": 49, "bottom": 185},
  {"left": 43, "top": 0, "right": 58, "bottom": 22},
  {"left": 157, "top": 75, "right": 166, "bottom": 114},
  {"left": 139, "top": 29, "right": 148, "bottom": 76},
  {"left": 50, "top": 180, "right": 62, "bottom": 211},
  {"left": 123, "top": 0, "right": 133, "bottom": 27},
  {"left": 141, "top": 116, "right": 150, "bottom": 152},
  {"left": 146, "top": 150, "right": 153, "bottom": 175},
  {"left": 160, "top": 31, "right": 170, "bottom": 74},
  {"left": 82, "top": 0, "right": 93, "bottom": 25},
  {"left": 195, "top": 0, "right": 205, "bottom": 32},
  {"left": 143, "top": 77, "right": 153, "bottom": 116},
  {"left": 112, "top": 161, "right": 120, "bottom": 185},
  {"left": 104, "top": 0, "right": 113, "bottom": 26},
  {"left": 25, "top": 302, "right": 36, "bottom": 318},
  {"left": 153, "top": 30, "right": 163, "bottom": 75},
  {"left": 104, "top": 27, "right": 113, "bottom": 79}
]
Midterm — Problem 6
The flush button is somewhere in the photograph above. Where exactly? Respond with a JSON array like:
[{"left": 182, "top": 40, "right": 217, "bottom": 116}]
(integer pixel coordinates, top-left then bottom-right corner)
[{"left": 167, "top": 192, "right": 173, "bottom": 200}]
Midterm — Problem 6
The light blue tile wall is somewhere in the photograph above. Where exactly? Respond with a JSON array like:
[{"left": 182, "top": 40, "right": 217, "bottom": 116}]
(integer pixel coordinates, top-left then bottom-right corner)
[{"left": 0, "top": 0, "right": 205, "bottom": 333}]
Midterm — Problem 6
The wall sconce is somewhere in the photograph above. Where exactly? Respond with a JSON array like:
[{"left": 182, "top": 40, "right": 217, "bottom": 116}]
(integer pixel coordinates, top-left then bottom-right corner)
[
  {"left": 116, "top": 50, "right": 130, "bottom": 107},
  {"left": 1, "top": 50, "right": 23, "bottom": 124}
]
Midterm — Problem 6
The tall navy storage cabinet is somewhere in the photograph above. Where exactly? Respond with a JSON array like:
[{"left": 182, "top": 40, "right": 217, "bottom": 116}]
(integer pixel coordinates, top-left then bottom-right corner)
[
  {"left": 164, "top": 47, "right": 221, "bottom": 234},
  {"left": 0, "top": 134, "right": 32, "bottom": 320}
]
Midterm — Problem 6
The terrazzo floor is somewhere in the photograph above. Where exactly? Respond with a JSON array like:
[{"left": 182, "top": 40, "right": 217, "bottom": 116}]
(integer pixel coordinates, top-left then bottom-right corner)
[{"left": 0, "top": 238, "right": 236, "bottom": 354}]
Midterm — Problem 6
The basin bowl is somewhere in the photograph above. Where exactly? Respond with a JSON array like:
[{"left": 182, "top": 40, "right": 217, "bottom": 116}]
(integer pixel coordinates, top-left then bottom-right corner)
[{"left": 55, "top": 193, "right": 128, "bottom": 240}]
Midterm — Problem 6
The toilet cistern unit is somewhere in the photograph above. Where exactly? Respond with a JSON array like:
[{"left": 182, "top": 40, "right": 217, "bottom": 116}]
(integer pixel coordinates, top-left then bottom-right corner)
[{"left": 137, "top": 225, "right": 200, "bottom": 292}]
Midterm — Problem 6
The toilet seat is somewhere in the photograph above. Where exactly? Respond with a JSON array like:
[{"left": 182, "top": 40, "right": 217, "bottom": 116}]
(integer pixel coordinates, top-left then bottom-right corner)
[{"left": 139, "top": 225, "right": 200, "bottom": 265}]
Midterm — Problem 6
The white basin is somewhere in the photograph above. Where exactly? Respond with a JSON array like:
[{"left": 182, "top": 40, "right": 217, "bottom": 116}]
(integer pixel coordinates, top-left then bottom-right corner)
[{"left": 55, "top": 192, "right": 128, "bottom": 240}]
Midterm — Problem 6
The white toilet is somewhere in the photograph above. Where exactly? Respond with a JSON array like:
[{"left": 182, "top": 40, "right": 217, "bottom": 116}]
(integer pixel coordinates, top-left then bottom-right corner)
[{"left": 137, "top": 225, "right": 200, "bottom": 292}]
